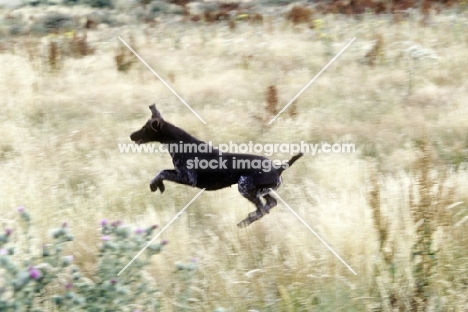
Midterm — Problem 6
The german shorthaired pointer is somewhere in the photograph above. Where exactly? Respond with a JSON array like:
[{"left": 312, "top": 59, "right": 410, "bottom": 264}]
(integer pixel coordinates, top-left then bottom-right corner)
[{"left": 130, "top": 104, "right": 303, "bottom": 227}]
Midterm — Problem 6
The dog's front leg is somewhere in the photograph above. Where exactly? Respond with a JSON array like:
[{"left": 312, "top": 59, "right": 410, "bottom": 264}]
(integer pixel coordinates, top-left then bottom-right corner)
[
  {"left": 150, "top": 169, "right": 197, "bottom": 193},
  {"left": 150, "top": 170, "right": 173, "bottom": 193}
]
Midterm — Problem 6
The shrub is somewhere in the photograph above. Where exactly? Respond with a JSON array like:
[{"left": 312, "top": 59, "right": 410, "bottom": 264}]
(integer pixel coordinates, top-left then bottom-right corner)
[
  {"left": 150, "top": 1, "right": 167, "bottom": 13},
  {"left": 364, "top": 34, "right": 385, "bottom": 67},
  {"left": 0, "top": 207, "right": 167, "bottom": 310},
  {"left": 30, "top": 13, "right": 75, "bottom": 35},
  {"left": 368, "top": 140, "right": 459, "bottom": 311},
  {"left": 48, "top": 41, "right": 61, "bottom": 71},
  {"left": 63, "top": 0, "right": 80, "bottom": 5},
  {"left": 8, "top": 25, "right": 26, "bottom": 36},
  {"left": 285, "top": 5, "right": 313, "bottom": 25},
  {"left": 115, "top": 42, "right": 137, "bottom": 72},
  {"left": 67, "top": 31, "right": 95, "bottom": 57},
  {"left": 265, "top": 85, "right": 278, "bottom": 117},
  {"left": 85, "top": 0, "right": 114, "bottom": 9},
  {"left": 41, "top": 13, "right": 74, "bottom": 32}
]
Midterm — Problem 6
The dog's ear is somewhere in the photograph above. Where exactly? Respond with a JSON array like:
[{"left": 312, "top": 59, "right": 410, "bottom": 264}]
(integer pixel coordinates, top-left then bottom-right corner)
[
  {"left": 150, "top": 119, "right": 161, "bottom": 132},
  {"left": 149, "top": 104, "right": 162, "bottom": 119}
]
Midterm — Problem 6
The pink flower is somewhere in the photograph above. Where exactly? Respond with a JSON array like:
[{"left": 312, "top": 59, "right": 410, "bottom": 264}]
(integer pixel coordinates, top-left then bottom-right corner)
[
  {"left": 111, "top": 220, "right": 121, "bottom": 227},
  {"left": 29, "top": 267, "right": 42, "bottom": 280},
  {"left": 64, "top": 255, "right": 74, "bottom": 263}
]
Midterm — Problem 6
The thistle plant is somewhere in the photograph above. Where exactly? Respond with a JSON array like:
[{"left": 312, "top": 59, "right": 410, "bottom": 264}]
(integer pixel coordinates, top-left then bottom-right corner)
[
  {"left": 0, "top": 207, "right": 73, "bottom": 310},
  {"left": 174, "top": 258, "right": 198, "bottom": 311},
  {"left": 0, "top": 207, "right": 168, "bottom": 311},
  {"left": 54, "top": 220, "right": 166, "bottom": 311}
]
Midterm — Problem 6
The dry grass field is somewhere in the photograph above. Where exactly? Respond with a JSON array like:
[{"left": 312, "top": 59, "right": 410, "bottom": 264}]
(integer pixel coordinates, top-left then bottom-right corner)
[{"left": 1, "top": 2, "right": 468, "bottom": 311}]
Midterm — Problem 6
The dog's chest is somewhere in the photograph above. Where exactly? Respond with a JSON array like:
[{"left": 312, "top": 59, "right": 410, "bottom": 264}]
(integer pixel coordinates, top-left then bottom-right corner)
[{"left": 171, "top": 155, "right": 186, "bottom": 170}]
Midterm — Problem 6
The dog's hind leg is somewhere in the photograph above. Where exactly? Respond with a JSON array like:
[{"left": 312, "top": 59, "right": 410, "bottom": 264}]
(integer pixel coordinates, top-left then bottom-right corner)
[
  {"left": 237, "top": 208, "right": 265, "bottom": 228},
  {"left": 262, "top": 193, "right": 278, "bottom": 213},
  {"left": 237, "top": 173, "right": 280, "bottom": 227}
]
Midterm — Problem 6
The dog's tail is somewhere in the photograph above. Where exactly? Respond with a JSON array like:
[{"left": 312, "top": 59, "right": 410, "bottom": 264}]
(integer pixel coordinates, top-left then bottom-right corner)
[{"left": 278, "top": 152, "right": 304, "bottom": 175}]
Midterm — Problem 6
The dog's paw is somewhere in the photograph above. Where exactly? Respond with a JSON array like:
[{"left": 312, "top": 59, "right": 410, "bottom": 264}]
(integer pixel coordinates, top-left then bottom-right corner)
[
  {"left": 237, "top": 219, "right": 250, "bottom": 228},
  {"left": 150, "top": 180, "right": 165, "bottom": 193},
  {"left": 150, "top": 182, "right": 158, "bottom": 192},
  {"left": 158, "top": 181, "right": 165, "bottom": 193}
]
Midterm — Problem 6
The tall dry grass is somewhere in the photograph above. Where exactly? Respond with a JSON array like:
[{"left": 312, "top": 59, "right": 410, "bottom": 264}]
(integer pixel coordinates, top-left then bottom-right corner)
[{"left": 1, "top": 5, "right": 467, "bottom": 310}]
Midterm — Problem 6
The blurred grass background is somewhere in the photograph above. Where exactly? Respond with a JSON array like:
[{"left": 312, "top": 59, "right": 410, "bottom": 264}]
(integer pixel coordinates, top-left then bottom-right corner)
[{"left": 1, "top": 1, "right": 468, "bottom": 310}]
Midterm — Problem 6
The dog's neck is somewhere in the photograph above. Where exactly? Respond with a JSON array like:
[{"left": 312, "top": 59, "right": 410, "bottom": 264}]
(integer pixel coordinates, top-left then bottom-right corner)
[{"left": 159, "top": 121, "right": 205, "bottom": 145}]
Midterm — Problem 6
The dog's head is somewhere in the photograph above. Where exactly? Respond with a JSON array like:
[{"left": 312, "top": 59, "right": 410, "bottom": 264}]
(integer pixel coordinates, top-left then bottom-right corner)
[{"left": 130, "top": 104, "right": 165, "bottom": 144}]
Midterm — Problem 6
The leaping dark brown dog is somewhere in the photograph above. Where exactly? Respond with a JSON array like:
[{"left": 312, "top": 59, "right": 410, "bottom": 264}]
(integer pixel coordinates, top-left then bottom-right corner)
[{"left": 130, "top": 104, "right": 303, "bottom": 227}]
